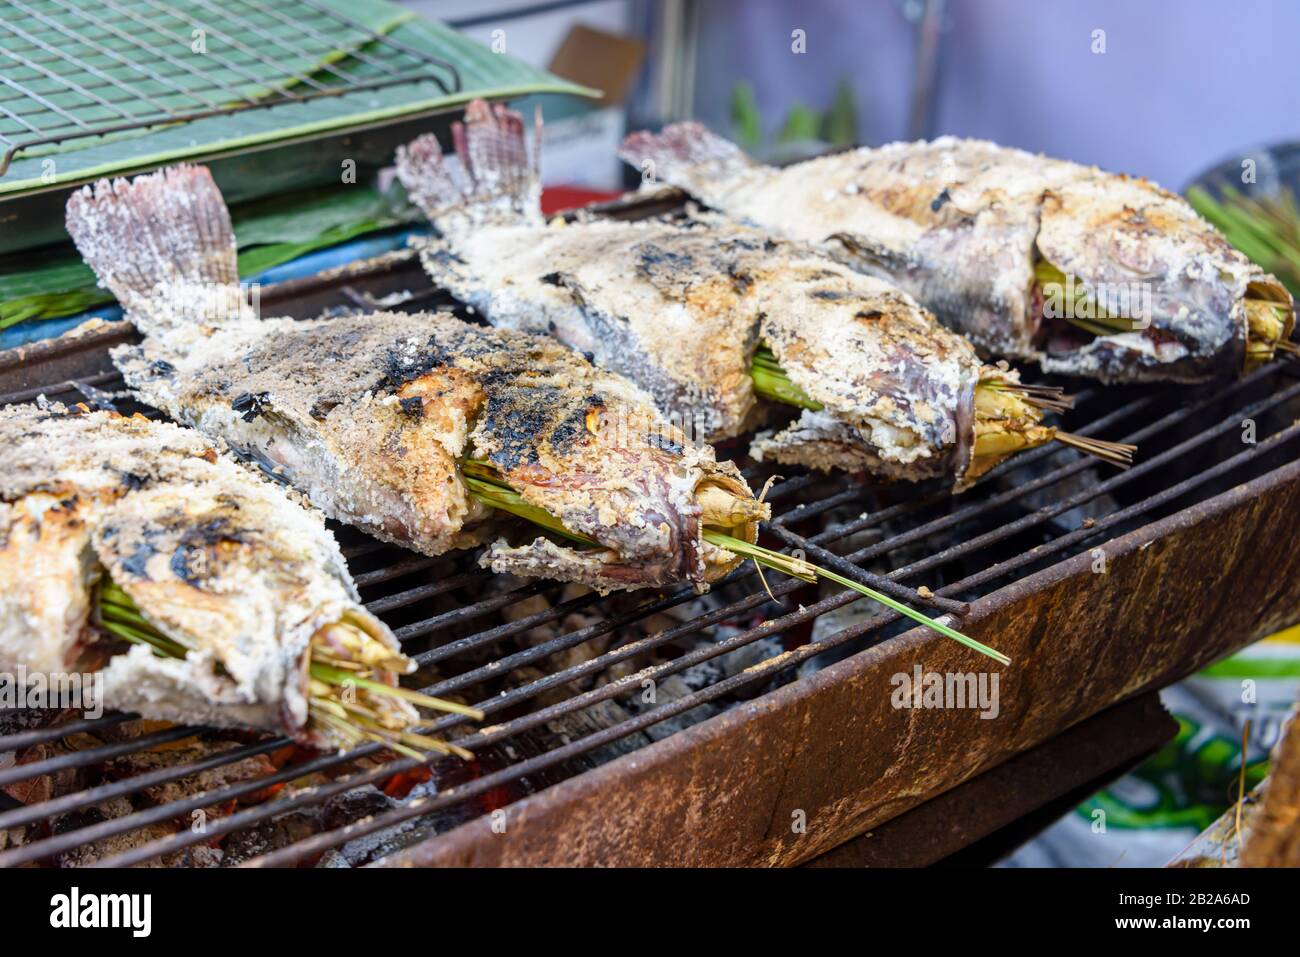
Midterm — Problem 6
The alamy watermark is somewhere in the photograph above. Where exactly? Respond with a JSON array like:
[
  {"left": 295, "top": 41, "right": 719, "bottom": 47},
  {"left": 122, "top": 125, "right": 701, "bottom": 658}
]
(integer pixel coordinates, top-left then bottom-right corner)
[
  {"left": 1, "top": 667, "right": 104, "bottom": 718},
  {"left": 1041, "top": 276, "right": 1152, "bottom": 329},
  {"left": 890, "top": 665, "right": 1000, "bottom": 719}
]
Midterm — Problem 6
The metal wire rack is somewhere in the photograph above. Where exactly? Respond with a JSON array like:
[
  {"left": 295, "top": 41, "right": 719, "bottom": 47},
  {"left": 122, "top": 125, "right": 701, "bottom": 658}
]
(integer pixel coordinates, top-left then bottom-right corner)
[
  {"left": 0, "top": 0, "right": 462, "bottom": 176},
  {"left": 2, "top": 323, "right": 1298, "bottom": 867}
]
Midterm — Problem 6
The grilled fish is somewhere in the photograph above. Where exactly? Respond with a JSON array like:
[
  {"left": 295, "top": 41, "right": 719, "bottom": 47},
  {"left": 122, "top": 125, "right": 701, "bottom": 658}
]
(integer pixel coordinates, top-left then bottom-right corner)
[
  {"left": 64, "top": 166, "right": 762, "bottom": 594},
  {"left": 396, "top": 100, "right": 1128, "bottom": 488},
  {"left": 0, "top": 402, "right": 421, "bottom": 750},
  {"left": 619, "top": 126, "right": 1296, "bottom": 384}
]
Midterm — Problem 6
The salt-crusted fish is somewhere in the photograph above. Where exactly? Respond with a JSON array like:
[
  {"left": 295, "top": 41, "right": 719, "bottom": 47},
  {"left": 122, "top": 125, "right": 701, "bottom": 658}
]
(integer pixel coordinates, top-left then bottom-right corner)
[
  {"left": 0, "top": 402, "right": 443, "bottom": 753},
  {"left": 619, "top": 127, "right": 1296, "bottom": 384},
  {"left": 396, "top": 100, "right": 1130, "bottom": 489},
  {"left": 64, "top": 166, "right": 763, "bottom": 594}
]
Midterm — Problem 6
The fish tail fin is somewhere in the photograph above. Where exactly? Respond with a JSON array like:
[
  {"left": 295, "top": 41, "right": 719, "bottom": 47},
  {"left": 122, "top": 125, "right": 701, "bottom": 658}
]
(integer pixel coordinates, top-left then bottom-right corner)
[
  {"left": 618, "top": 122, "right": 763, "bottom": 207},
  {"left": 396, "top": 98, "right": 543, "bottom": 232},
  {"left": 65, "top": 165, "right": 252, "bottom": 336}
]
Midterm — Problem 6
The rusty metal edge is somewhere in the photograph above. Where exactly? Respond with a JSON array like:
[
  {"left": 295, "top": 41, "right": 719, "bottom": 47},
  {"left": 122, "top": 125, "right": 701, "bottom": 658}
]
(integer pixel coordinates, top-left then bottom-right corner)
[{"left": 376, "top": 459, "right": 1300, "bottom": 867}]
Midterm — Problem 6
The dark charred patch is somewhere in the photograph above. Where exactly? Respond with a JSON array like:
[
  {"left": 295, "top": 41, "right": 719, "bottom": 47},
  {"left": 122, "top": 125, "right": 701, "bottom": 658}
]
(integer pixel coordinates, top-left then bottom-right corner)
[
  {"left": 230, "top": 392, "right": 270, "bottom": 422},
  {"left": 855, "top": 309, "right": 883, "bottom": 321},
  {"left": 539, "top": 272, "right": 565, "bottom": 286},
  {"left": 377, "top": 328, "right": 499, "bottom": 392},
  {"left": 309, "top": 397, "right": 340, "bottom": 421},
  {"left": 646, "top": 432, "right": 683, "bottom": 456},
  {"left": 149, "top": 359, "right": 176, "bottom": 377},
  {"left": 114, "top": 470, "right": 148, "bottom": 492},
  {"left": 549, "top": 395, "right": 603, "bottom": 452},
  {"left": 930, "top": 188, "right": 951, "bottom": 212},
  {"left": 728, "top": 265, "right": 754, "bottom": 295},
  {"left": 481, "top": 387, "right": 569, "bottom": 471},
  {"left": 229, "top": 445, "right": 292, "bottom": 485},
  {"left": 170, "top": 518, "right": 246, "bottom": 585},
  {"left": 120, "top": 541, "right": 156, "bottom": 581},
  {"left": 398, "top": 395, "right": 425, "bottom": 418},
  {"left": 811, "top": 289, "right": 851, "bottom": 301},
  {"left": 636, "top": 243, "right": 695, "bottom": 277}
]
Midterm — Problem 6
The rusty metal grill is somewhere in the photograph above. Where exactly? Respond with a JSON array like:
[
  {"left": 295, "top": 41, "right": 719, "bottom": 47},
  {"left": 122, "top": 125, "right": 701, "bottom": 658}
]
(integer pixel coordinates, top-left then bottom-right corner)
[
  {"left": 0, "top": 0, "right": 461, "bottom": 177},
  {"left": 1, "top": 208, "right": 1299, "bottom": 867}
]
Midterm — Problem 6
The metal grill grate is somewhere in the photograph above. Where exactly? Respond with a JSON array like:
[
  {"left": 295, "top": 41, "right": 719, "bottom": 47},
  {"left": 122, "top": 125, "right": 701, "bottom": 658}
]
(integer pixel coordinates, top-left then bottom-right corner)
[
  {"left": 1, "top": 223, "right": 1299, "bottom": 867},
  {"left": 0, "top": 0, "right": 461, "bottom": 176}
]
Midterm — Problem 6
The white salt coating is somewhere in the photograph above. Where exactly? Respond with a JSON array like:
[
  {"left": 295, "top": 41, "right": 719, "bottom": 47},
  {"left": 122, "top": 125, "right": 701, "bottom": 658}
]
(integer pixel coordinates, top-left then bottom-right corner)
[
  {"left": 0, "top": 403, "right": 399, "bottom": 747},
  {"left": 399, "top": 99, "right": 987, "bottom": 484},
  {"left": 63, "top": 160, "right": 760, "bottom": 593},
  {"left": 620, "top": 127, "right": 1293, "bottom": 384}
]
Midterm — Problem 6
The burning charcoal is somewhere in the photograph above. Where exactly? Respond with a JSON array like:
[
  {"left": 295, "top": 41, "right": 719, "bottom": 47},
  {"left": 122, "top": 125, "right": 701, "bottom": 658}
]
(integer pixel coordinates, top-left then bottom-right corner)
[
  {"left": 624, "top": 671, "right": 722, "bottom": 742},
  {"left": 1008, "top": 462, "right": 1119, "bottom": 533},
  {"left": 0, "top": 707, "right": 62, "bottom": 738},
  {"left": 711, "top": 631, "right": 788, "bottom": 700},
  {"left": 321, "top": 785, "right": 399, "bottom": 831},
  {"left": 219, "top": 808, "right": 323, "bottom": 866},
  {"left": 102, "top": 739, "right": 279, "bottom": 807},
  {"left": 50, "top": 795, "right": 205, "bottom": 868},
  {"left": 544, "top": 698, "right": 649, "bottom": 763}
]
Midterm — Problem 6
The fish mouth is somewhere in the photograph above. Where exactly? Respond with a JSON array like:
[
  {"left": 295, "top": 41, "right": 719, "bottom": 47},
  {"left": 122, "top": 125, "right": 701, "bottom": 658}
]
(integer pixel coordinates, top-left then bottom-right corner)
[
  {"left": 1031, "top": 255, "right": 1297, "bottom": 376},
  {"left": 695, "top": 474, "right": 768, "bottom": 583},
  {"left": 464, "top": 457, "right": 766, "bottom": 588},
  {"left": 1243, "top": 277, "right": 1296, "bottom": 367}
]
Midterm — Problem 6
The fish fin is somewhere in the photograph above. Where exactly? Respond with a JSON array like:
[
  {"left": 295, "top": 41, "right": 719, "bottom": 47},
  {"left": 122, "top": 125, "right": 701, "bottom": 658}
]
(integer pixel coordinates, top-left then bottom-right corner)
[
  {"left": 66, "top": 165, "right": 251, "bottom": 336},
  {"left": 396, "top": 98, "right": 543, "bottom": 232},
  {"left": 618, "top": 122, "right": 764, "bottom": 207}
]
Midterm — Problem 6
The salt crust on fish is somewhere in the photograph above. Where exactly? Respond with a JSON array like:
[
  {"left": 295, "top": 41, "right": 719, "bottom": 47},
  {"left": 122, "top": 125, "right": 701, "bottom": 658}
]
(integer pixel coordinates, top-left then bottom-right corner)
[{"left": 0, "top": 403, "right": 398, "bottom": 743}]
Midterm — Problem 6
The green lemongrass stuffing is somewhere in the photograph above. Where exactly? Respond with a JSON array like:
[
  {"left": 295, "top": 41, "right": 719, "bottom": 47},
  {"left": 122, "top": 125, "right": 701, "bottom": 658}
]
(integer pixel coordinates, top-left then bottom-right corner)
[
  {"left": 459, "top": 459, "right": 1009, "bottom": 664},
  {"left": 94, "top": 578, "right": 480, "bottom": 758},
  {"left": 750, "top": 346, "right": 823, "bottom": 410},
  {"left": 1037, "top": 254, "right": 1297, "bottom": 360},
  {"left": 750, "top": 348, "right": 1131, "bottom": 470},
  {"left": 1034, "top": 260, "right": 1140, "bottom": 335}
]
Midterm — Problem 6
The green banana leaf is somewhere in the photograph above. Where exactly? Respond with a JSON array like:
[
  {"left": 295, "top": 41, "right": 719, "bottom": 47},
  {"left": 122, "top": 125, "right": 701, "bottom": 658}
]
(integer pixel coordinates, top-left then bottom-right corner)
[
  {"left": 0, "top": 1, "right": 594, "bottom": 194},
  {"left": 0, "top": 182, "right": 420, "bottom": 331}
]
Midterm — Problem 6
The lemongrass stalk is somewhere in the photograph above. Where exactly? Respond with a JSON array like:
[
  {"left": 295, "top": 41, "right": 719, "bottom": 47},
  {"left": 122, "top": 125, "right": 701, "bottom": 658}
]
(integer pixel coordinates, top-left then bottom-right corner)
[
  {"left": 460, "top": 460, "right": 1009, "bottom": 664},
  {"left": 94, "top": 577, "right": 479, "bottom": 754},
  {"left": 711, "top": 532, "right": 1010, "bottom": 665},
  {"left": 750, "top": 346, "right": 823, "bottom": 410},
  {"left": 309, "top": 662, "right": 484, "bottom": 718},
  {"left": 1034, "top": 260, "right": 1139, "bottom": 334}
]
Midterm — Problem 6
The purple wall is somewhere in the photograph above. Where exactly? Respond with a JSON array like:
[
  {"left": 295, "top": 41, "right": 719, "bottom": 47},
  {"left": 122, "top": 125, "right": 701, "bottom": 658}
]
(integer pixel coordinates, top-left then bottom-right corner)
[{"left": 694, "top": 0, "right": 1300, "bottom": 188}]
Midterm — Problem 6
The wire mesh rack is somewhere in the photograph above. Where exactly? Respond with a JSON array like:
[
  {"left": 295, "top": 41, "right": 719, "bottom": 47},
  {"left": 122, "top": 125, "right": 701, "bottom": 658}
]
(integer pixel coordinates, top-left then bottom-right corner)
[{"left": 0, "top": 0, "right": 462, "bottom": 176}]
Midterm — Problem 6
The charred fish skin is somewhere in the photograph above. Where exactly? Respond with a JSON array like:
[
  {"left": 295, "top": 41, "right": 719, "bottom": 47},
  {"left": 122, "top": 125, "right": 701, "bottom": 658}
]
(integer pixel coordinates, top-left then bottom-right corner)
[
  {"left": 619, "top": 126, "right": 1294, "bottom": 385},
  {"left": 65, "top": 166, "right": 760, "bottom": 593},
  {"left": 396, "top": 100, "right": 986, "bottom": 486},
  {"left": 0, "top": 403, "right": 407, "bottom": 747}
]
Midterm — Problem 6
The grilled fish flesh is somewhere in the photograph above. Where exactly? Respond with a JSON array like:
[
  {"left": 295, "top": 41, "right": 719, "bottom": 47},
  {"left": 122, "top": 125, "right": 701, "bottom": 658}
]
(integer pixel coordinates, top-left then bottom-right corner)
[
  {"left": 619, "top": 126, "right": 1296, "bottom": 384},
  {"left": 396, "top": 100, "right": 1128, "bottom": 488},
  {"left": 0, "top": 402, "right": 424, "bottom": 750},
  {"left": 64, "top": 166, "right": 763, "bottom": 594}
]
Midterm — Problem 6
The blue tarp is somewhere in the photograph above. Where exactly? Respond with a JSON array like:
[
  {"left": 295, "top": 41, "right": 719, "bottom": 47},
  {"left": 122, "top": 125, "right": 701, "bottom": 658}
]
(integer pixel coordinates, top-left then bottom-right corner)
[{"left": 0, "top": 225, "right": 433, "bottom": 351}]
